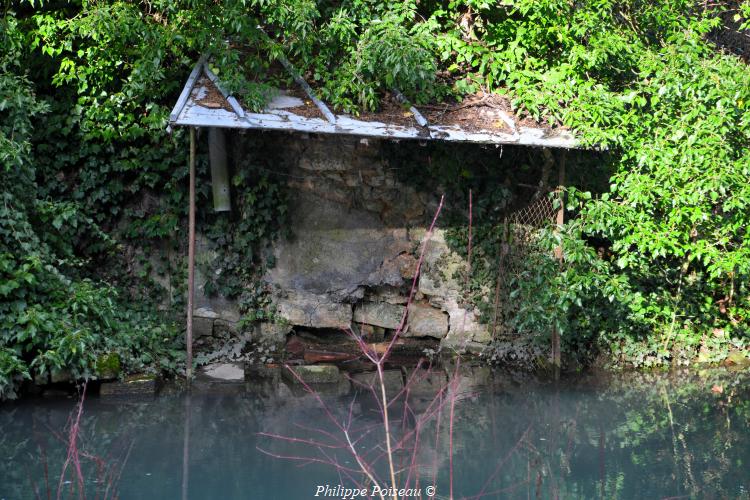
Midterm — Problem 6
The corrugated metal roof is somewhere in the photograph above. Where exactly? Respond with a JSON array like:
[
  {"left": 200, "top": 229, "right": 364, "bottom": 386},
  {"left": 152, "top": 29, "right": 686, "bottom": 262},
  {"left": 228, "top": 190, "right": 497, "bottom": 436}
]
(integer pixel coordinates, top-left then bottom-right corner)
[{"left": 168, "top": 59, "right": 581, "bottom": 149}]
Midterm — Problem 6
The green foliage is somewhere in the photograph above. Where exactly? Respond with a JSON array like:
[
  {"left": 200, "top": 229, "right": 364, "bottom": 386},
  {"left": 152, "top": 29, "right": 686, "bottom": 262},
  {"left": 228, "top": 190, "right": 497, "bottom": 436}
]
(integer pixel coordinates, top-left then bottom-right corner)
[
  {"left": 428, "top": 1, "right": 750, "bottom": 367},
  {"left": 739, "top": 1, "right": 750, "bottom": 30},
  {"left": 0, "top": 9, "right": 182, "bottom": 399}
]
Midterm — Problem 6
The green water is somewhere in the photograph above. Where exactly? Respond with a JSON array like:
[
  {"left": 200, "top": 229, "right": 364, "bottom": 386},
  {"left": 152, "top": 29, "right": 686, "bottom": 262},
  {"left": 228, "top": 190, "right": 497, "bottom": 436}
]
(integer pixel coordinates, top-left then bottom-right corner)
[{"left": 1, "top": 368, "right": 748, "bottom": 499}]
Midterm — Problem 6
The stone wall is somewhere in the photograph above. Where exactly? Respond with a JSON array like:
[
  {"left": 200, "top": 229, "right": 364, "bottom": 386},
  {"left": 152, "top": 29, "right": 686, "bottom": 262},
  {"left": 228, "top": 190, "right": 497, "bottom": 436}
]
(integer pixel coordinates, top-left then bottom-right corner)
[{"left": 193, "top": 132, "right": 498, "bottom": 354}]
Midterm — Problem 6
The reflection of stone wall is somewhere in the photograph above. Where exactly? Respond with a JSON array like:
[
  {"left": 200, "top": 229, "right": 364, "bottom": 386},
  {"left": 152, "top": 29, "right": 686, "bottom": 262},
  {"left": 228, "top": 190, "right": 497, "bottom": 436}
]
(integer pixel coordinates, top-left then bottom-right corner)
[{"left": 195, "top": 133, "right": 490, "bottom": 352}]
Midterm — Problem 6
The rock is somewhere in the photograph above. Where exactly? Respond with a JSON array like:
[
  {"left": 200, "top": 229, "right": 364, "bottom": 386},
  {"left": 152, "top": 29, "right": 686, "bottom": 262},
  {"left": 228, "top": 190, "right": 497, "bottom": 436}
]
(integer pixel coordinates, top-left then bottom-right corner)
[
  {"left": 194, "top": 307, "right": 220, "bottom": 319},
  {"left": 276, "top": 291, "right": 352, "bottom": 329},
  {"left": 405, "top": 303, "right": 449, "bottom": 339},
  {"left": 443, "top": 299, "right": 492, "bottom": 347},
  {"left": 370, "top": 286, "right": 409, "bottom": 305},
  {"left": 282, "top": 364, "right": 341, "bottom": 384},
  {"left": 442, "top": 336, "right": 488, "bottom": 355},
  {"left": 353, "top": 302, "right": 405, "bottom": 330},
  {"left": 265, "top": 192, "right": 412, "bottom": 303},
  {"left": 245, "top": 362, "right": 282, "bottom": 381},
  {"left": 418, "top": 260, "right": 464, "bottom": 303},
  {"left": 201, "top": 363, "right": 245, "bottom": 381},
  {"left": 395, "top": 253, "right": 418, "bottom": 279},
  {"left": 471, "top": 328, "right": 493, "bottom": 345},
  {"left": 367, "top": 257, "right": 407, "bottom": 287},
  {"left": 43, "top": 388, "right": 70, "bottom": 398},
  {"left": 415, "top": 229, "right": 466, "bottom": 303},
  {"left": 259, "top": 322, "right": 292, "bottom": 343},
  {"left": 192, "top": 234, "right": 242, "bottom": 323},
  {"left": 299, "top": 152, "right": 350, "bottom": 172}
]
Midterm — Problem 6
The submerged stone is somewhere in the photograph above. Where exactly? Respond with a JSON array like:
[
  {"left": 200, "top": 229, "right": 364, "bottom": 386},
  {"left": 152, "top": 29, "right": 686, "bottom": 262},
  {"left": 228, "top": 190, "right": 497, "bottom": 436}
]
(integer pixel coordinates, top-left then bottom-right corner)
[
  {"left": 351, "top": 369, "right": 403, "bottom": 394},
  {"left": 282, "top": 364, "right": 341, "bottom": 384},
  {"left": 353, "top": 302, "right": 405, "bottom": 330},
  {"left": 100, "top": 374, "right": 157, "bottom": 398}
]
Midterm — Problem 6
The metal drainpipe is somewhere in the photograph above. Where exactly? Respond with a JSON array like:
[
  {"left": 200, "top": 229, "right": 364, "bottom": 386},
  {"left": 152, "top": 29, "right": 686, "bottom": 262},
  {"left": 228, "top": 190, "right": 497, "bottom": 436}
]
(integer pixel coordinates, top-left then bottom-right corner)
[{"left": 208, "top": 128, "right": 231, "bottom": 212}]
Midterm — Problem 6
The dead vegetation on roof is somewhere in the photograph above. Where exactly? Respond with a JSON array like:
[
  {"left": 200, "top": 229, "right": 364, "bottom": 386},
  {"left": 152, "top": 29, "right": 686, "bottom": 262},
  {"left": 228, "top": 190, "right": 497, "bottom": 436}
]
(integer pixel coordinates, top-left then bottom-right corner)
[
  {"left": 194, "top": 76, "right": 233, "bottom": 112},
  {"left": 190, "top": 57, "right": 568, "bottom": 138}
]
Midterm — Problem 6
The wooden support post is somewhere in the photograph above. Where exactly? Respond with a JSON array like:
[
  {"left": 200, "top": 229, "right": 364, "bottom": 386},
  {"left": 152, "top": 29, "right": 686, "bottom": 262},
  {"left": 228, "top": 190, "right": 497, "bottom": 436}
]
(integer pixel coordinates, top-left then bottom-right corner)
[
  {"left": 551, "top": 151, "right": 566, "bottom": 377},
  {"left": 392, "top": 88, "right": 429, "bottom": 128},
  {"left": 186, "top": 127, "right": 197, "bottom": 381},
  {"left": 181, "top": 391, "right": 191, "bottom": 500}
]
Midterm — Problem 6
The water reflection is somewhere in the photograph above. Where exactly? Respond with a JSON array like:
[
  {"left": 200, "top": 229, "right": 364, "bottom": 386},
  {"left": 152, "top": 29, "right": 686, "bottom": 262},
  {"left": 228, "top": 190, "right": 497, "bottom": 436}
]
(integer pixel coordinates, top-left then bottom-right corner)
[{"left": 0, "top": 368, "right": 748, "bottom": 499}]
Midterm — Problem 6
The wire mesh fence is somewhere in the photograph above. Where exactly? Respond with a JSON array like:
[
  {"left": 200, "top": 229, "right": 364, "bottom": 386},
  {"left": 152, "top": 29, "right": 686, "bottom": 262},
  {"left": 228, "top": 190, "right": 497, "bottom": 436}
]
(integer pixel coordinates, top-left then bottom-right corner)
[{"left": 490, "top": 191, "right": 560, "bottom": 339}]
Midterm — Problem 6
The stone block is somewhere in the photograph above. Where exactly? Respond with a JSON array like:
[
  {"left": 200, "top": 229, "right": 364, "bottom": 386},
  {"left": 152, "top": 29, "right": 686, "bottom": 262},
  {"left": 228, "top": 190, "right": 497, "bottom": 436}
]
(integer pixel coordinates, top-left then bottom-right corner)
[
  {"left": 353, "top": 302, "right": 405, "bottom": 330},
  {"left": 444, "top": 299, "right": 492, "bottom": 346},
  {"left": 396, "top": 253, "right": 418, "bottom": 279},
  {"left": 351, "top": 370, "right": 403, "bottom": 394},
  {"left": 194, "top": 307, "right": 220, "bottom": 319},
  {"left": 405, "top": 304, "right": 449, "bottom": 339},
  {"left": 245, "top": 362, "right": 282, "bottom": 381},
  {"left": 276, "top": 291, "right": 352, "bottom": 329}
]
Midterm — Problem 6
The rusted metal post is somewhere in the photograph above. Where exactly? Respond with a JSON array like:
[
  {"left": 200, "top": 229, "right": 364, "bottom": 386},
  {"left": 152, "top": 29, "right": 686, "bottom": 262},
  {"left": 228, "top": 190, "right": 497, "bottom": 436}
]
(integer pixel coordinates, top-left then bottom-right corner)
[
  {"left": 552, "top": 151, "right": 566, "bottom": 377},
  {"left": 186, "top": 127, "right": 196, "bottom": 381}
]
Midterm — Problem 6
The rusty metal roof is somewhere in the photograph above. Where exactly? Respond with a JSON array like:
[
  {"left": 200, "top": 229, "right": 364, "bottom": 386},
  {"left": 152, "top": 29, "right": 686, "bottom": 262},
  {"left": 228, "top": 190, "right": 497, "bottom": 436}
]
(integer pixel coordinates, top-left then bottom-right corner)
[{"left": 168, "top": 58, "right": 581, "bottom": 149}]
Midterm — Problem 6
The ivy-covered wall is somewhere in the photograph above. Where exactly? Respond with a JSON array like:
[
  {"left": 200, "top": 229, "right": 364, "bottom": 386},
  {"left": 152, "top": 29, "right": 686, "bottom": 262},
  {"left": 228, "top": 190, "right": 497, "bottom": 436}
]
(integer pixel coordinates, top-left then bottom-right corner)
[{"left": 3, "top": 0, "right": 749, "bottom": 399}]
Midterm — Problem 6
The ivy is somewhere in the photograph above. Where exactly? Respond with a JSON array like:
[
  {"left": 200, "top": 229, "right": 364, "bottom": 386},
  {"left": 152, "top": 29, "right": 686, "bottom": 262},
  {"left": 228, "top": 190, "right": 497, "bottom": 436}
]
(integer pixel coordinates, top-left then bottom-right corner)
[{"left": 201, "top": 167, "right": 288, "bottom": 322}]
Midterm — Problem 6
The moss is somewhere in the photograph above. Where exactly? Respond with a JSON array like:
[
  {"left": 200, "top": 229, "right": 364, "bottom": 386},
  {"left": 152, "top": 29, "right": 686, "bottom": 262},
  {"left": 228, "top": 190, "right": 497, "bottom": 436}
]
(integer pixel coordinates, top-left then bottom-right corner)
[{"left": 95, "top": 353, "right": 122, "bottom": 379}]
